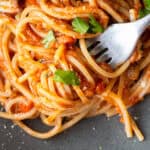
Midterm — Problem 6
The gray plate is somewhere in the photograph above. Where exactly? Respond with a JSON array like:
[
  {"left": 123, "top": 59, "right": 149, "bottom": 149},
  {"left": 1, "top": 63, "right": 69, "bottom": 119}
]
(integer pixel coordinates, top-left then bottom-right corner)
[{"left": 0, "top": 96, "right": 150, "bottom": 150}]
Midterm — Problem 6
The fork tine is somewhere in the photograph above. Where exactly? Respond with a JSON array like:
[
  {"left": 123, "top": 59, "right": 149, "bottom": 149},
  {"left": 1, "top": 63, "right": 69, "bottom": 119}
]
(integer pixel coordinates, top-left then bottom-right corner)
[
  {"left": 94, "top": 48, "right": 108, "bottom": 58},
  {"left": 86, "top": 38, "right": 98, "bottom": 48},
  {"left": 91, "top": 42, "right": 105, "bottom": 52},
  {"left": 108, "top": 59, "right": 116, "bottom": 68},
  {"left": 88, "top": 42, "right": 101, "bottom": 54},
  {"left": 96, "top": 53, "right": 109, "bottom": 62},
  {"left": 90, "top": 45, "right": 105, "bottom": 56}
]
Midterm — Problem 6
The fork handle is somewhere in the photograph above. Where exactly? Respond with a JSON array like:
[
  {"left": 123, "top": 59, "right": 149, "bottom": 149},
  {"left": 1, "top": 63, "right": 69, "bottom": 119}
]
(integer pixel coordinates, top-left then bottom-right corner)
[{"left": 134, "top": 14, "right": 150, "bottom": 35}]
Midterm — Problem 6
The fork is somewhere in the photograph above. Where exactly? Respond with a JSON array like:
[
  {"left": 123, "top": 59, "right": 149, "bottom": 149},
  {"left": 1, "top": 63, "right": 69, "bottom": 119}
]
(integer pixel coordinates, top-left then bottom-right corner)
[{"left": 87, "top": 14, "right": 150, "bottom": 68}]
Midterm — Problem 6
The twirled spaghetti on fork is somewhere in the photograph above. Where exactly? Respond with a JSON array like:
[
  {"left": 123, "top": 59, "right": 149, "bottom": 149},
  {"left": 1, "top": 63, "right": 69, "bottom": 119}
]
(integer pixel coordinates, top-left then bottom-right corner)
[{"left": 0, "top": 0, "right": 150, "bottom": 141}]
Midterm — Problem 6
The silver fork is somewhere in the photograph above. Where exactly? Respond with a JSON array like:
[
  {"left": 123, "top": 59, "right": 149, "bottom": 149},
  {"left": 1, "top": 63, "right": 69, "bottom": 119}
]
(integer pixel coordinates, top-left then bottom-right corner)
[{"left": 87, "top": 14, "right": 150, "bottom": 68}]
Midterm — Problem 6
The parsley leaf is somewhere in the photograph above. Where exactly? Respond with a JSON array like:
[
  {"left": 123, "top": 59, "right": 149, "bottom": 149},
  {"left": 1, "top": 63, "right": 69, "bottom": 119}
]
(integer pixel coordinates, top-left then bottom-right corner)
[
  {"left": 89, "top": 15, "right": 104, "bottom": 33},
  {"left": 144, "top": 0, "right": 150, "bottom": 10},
  {"left": 42, "top": 30, "right": 55, "bottom": 48},
  {"left": 72, "top": 17, "right": 89, "bottom": 34},
  {"left": 139, "top": 8, "right": 150, "bottom": 18},
  {"left": 139, "top": 0, "right": 150, "bottom": 18},
  {"left": 54, "top": 70, "right": 80, "bottom": 85}
]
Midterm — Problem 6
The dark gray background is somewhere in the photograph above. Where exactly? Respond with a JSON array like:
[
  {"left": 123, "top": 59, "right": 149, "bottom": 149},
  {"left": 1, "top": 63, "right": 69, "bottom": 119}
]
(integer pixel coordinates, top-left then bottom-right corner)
[{"left": 0, "top": 96, "right": 150, "bottom": 150}]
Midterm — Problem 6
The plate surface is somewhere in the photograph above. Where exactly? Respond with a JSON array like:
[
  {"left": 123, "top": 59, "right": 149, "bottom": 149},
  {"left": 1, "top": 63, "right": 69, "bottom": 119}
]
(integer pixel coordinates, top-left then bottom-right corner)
[{"left": 0, "top": 96, "right": 150, "bottom": 150}]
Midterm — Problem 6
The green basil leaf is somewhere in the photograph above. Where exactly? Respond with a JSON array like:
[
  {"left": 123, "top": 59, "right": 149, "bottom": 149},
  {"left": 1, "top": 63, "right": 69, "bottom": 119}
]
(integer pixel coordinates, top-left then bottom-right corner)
[
  {"left": 139, "top": 8, "right": 150, "bottom": 18},
  {"left": 144, "top": 0, "right": 150, "bottom": 10},
  {"left": 72, "top": 17, "right": 89, "bottom": 34},
  {"left": 139, "top": 0, "right": 150, "bottom": 18},
  {"left": 54, "top": 70, "right": 80, "bottom": 85},
  {"left": 42, "top": 30, "right": 55, "bottom": 48},
  {"left": 89, "top": 15, "right": 104, "bottom": 33}
]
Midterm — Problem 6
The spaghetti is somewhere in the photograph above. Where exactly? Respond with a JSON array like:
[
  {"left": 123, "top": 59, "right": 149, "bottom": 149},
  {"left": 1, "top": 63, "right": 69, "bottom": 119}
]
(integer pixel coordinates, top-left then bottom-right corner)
[{"left": 0, "top": 0, "right": 150, "bottom": 141}]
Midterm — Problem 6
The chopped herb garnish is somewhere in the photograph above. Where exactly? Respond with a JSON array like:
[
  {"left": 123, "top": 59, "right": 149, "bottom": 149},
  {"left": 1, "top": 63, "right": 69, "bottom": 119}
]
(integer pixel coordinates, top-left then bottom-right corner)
[
  {"left": 54, "top": 70, "right": 80, "bottom": 85},
  {"left": 89, "top": 15, "right": 104, "bottom": 33},
  {"left": 139, "top": 8, "right": 149, "bottom": 18},
  {"left": 144, "top": 0, "right": 150, "bottom": 10},
  {"left": 139, "top": 0, "right": 150, "bottom": 18},
  {"left": 72, "top": 17, "right": 89, "bottom": 34},
  {"left": 42, "top": 30, "right": 55, "bottom": 48},
  {"left": 72, "top": 16, "right": 104, "bottom": 34}
]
